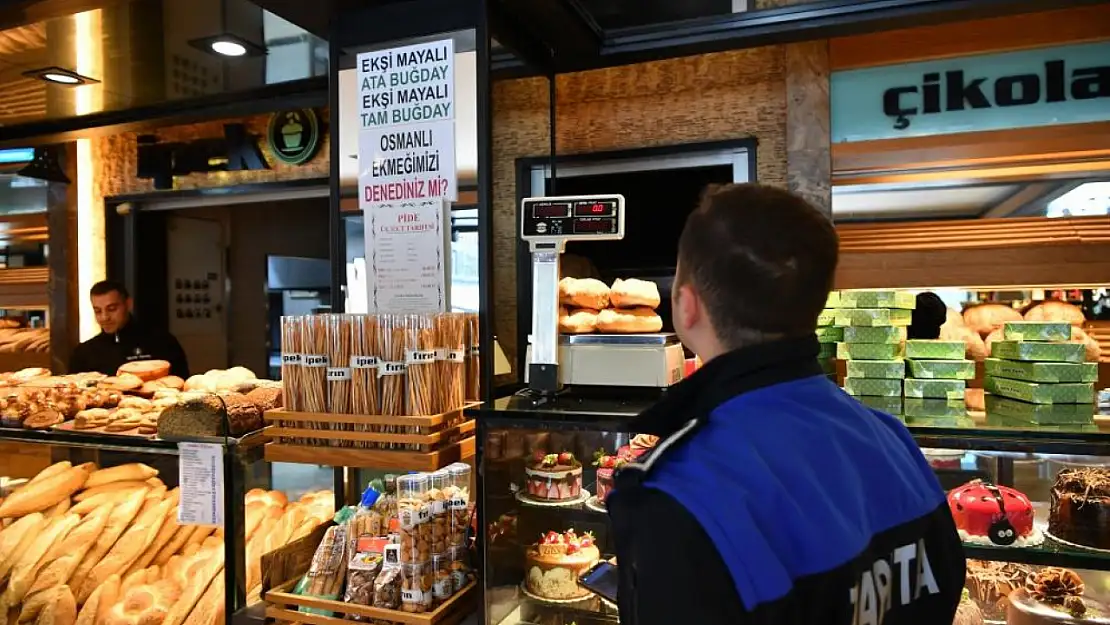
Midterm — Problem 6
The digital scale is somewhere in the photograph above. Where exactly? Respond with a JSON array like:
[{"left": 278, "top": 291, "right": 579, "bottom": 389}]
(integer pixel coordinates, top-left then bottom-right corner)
[{"left": 521, "top": 194, "right": 687, "bottom": 393}]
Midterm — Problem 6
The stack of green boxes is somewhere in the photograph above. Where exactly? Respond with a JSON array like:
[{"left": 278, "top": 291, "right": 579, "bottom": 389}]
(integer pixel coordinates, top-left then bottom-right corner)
[
  {"left": 983, "top": 321, "right": 1097, "bottom": 427},
  {"left": 836, "top": 290, "right": 912, "bottom": 416},
  {"left": 903, "top": 339, "right": 972, "bottom": 423},
  {"left": 816, "top": 291, "right": 843, "bottom": 377}
]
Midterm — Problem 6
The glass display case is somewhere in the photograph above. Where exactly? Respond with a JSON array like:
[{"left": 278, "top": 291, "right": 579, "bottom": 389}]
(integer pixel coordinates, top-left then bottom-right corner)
[{"left": 473, "top": 392, "right": 1110, "bottom": 625}]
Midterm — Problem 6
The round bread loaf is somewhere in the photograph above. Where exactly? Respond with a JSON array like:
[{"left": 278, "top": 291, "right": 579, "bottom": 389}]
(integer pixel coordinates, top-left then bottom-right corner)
[
  {"left": 245, "top": 386, "right": 283, "bottom": 412},
  {"left": 962, "top": 304, "right": 1022, "bottom": 338},
  {"left": 559, "top": 277, "right": 610, "bottom": 310},
  {"left": 940, "top": 322, "right": 987, "bottom": 361},
  {"left": 117, "top": 360, "right": 171, "bottom": 382},
  {"left": 596, "top": 307, "right": 663, "bottom": 334},
  {"left": 559, "top": 308, "right": 599, "bottom": 334},
  {"left": 1071, "top": 326, "right": 1102, "bottom": 362},
  {"left": 1024, "top": 300, "right": 1086, "bottom": 326},
  {"left": 610, "top": 278, "right": 661, "bottom": 309}
]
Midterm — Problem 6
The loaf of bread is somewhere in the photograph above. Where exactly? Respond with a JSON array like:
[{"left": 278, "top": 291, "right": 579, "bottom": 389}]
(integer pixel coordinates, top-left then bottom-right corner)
[
  {"left": 1071, "top": 326, "right": 1102, "bottom": 362},
  {"left": 596, "top": 307, "right": 663, "bottom": 334},
  {"left": 0, "top": 513, "right": 44, "bottom": 582},
  {"left": 116, "top": 361, "right": 171, "bottom": 382},
  {"left": 0, "top": 463, "right": 93, "bottom": 518},
  {"left": 85, "top": 464, "right": 158, "bottom": 490},
  {"left": 244, "top": 386, "right": 282, "bottom": 412},
  {"left": 610, "top": 278, "right": 661, "bottom": 309},
  {"left": 74, "top": 574, "right": 119, "bottom": 625},
  {"left": 69, "top": 489, "right": 148, "bottom": 597},
  {"left": 26, "top": 504, "right": 112, "bottom": 597},
  {"left": 182, "top": 570, "right": 224, "bottom": 625},
  {"left": 34, "top": 585, "right": 75, "bottom": 625},
  {"left": 5, "top": 514, "right": 80, "bottom": 603},
  {"left": 1025, "top": 300, "right": 1086, "bottom": 326},
  {"left": 77, "top": 495, "right": 173, "bottom": 603},
  {"left": 558, "top": 277, "right": 610, "bottom": 310},
  {"left": 559, "top": 308, "right": 599, "bottom": 334},
  {"left": 962, "top": 304, "right": 1022, "bottom": 338}
]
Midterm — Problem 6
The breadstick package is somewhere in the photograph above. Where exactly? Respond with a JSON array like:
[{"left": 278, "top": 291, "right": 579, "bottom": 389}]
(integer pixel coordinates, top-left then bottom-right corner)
[
  {"left": 405, "top": 314, "right": 438, "bottom": 417},
  {"left": 301, "top": 315, "right": 329, "bottom": 413},
  {"left": 464, "top": 313, "right": 480, "bottom": 402},
  {"left": 377, "top": 315, "right": 408, "bottom": 420},
  {"left": 350, "top": 315, "right": 381, "bottom": 418},
  {"left": 326, "top": 314, "right": 353, "bottom": 419},
  {"left": 436, "top": 313, "right": 466, "bottom": 417},
  {"left": 294, "top": 524, "right": 349, "bottom": 615},
  {"left": 280, "top": 316, "right": 304, "bottom": 414}
]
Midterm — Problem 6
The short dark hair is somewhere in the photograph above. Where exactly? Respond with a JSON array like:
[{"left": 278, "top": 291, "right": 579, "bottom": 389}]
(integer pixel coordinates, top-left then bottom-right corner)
[
  {"left": 90, "top": 280, "right": 130, "bottom": 300},
  {"left": 676, "top": 183, "right": 838, "bottom": 349}
]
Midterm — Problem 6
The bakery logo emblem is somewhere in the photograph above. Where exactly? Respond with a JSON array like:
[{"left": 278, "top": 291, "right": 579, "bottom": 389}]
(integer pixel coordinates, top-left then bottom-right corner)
[
  {"left": 136, "top": 124, "right": 269, "bottom": 190},
  {"left": 125, "top": 347, "right": 153, "bottom": 362},
  {"left": 848, "top": 539, "right": 939, "bottom": 625},
  {"left": 883, "top": 59, "right": 1110, "bottom": 130},
  {"left": 266, "top": 109, "right": 322, "bottom": 165}
]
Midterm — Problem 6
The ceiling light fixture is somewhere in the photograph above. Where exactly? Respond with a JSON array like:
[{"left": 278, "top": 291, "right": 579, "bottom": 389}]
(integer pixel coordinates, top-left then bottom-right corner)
[
  {"left": 188, "top": 33, "right": 266, "bottom": 58},
  {"left": 22, "top": 66, "right": 99, "bottom": 86}
]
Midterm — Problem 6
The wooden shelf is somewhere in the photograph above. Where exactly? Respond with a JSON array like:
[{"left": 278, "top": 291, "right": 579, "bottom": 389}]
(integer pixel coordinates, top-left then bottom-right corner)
[
  {"left": 264, "top": 437, "right": 475, "bottom": 471},
  {"left": 265, "top": 580, "right": 477, "bottom": 625}
]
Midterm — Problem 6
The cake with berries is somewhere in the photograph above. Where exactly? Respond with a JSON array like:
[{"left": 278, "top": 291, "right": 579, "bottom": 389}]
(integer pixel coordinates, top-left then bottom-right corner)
[
  {"left": 1049, "top": 468, "right": 1110, "bottom": 550},
  {"left": 594, "top": 452, "right": 629, "bottom": 504},
  {"left": 525, "top": 451, "right": 583, "bottom": 501},
  {"left": 948, "top": 480, "right": 1043, "bottom": 547},
  {"left": 1008, "top": 567, "right": 1110, "bottom": 625},
  {"left": 525, "top": 530, "right": 600, "bottom": 600}
]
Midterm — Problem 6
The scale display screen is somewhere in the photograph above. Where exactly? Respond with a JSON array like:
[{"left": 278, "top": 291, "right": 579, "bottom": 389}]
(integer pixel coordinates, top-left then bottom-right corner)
[
  {"left": 573, "top": 218, "right": 617, "bottom": 234},
  {"left": 574, "top": 200, "right": 616, "bottom": 217},
  {"left": 532, "top": 202, "right": 572, "bottom": 219}
]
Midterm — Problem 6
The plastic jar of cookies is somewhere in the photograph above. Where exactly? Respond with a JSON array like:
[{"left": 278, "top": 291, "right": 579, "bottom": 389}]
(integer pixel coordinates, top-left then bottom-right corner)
[
  {"left": 427, "top": 470, "right": 450, "bottom": 554},
  {"left": 400, "top": 561, "right": 434, "bottom": 613},
  {"left": 431, "top": 553, "right": 454, "bottom": 606},
  {"left": 446, "top": 464, "right": 471, "bottom": 548},
  {"left": 447, "top": 544, "right": 470, "bottom": 593},
  {"left": 397, "top": 474, "right": 431, "bottom": 563}
]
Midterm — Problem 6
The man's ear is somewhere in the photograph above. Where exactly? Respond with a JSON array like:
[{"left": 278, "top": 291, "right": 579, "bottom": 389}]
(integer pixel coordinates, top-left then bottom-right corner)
[
  {"left": 673, "top": 283, "right": 701, "bottom": 331},
  {"left": 126, "top": 297, "right": 135, "bottom": 312}
]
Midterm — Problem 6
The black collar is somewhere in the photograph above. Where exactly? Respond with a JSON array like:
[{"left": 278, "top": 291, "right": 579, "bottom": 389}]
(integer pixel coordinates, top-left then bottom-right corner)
[{"left": 632, "top": 335, "right": 824, "bottom": 437}]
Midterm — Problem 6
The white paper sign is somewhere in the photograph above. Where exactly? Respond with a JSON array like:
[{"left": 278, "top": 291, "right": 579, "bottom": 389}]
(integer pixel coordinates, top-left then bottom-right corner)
[
  {"left": 177, "top": 442, "right": 224, "bottom": 527},
  {"left": 358, "top": 121, "right": 457, "bottom": 204},
  {"left": 364, "top": 200, "right": 447, "bottom": 313},
  {"left": 357, "top": 39, "right": 455, "bottom": 128}
]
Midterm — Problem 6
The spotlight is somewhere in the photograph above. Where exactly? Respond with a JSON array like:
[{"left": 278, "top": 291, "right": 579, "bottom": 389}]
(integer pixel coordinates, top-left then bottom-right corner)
[
  {"left": 188, "top": 34, "right": 266, "bottom": 58},
  {"left": 22, "top": 67, "right": 99, "bottom": 86}
]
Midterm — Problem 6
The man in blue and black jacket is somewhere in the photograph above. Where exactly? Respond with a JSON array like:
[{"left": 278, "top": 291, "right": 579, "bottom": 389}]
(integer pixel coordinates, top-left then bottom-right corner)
[{"left": 608, "top": 183, "right": 965, "bottom": 625}]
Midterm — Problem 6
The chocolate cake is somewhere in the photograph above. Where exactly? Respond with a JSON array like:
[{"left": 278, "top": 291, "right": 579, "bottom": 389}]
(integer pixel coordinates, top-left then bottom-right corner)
[
  {"left": 1007, "top": 568, "right": 1110, "bottom": 625},
  {"left": 965, "top": 559, "right": 1032, "bottom": 622},
  {"left": 524, "top": 452, "right": 582, "bottom": 502},
  {"left": 1049, "top": 468, "right": 1110, "bottom": 550}
]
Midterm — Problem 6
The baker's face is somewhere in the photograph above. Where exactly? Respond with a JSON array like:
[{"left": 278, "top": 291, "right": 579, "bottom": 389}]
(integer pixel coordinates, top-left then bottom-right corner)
[{"left": 91, "top": 290, "right": 131, "bottom": 334}]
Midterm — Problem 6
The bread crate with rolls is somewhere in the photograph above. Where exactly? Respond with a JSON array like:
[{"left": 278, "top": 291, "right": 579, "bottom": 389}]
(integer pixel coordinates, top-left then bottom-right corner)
[{"left": 264, "top": 313, "right": 478, "bottom": 472}]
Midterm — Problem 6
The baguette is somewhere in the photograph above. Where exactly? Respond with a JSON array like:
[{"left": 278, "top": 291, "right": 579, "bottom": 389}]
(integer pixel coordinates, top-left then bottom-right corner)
[
  {"left": 26, "top": 505, "right": 112, "bottom": 597},
  {"left": 68, "top": 489, "right": 147, "bottom": 596},
  {"left": 125, "top": 491, "right": 181, "bottom": 575},
  {"left": 180, "top": 570, "right": 224, "bottom": 625},
  {"left": 165, "top": 556, "right": 223, "bottom": 625},
  {"left": 83, "top": 465, "right": 158, "bottom": 490},
  {"left": 26, "top": 463, "right": 72, "bottom": 487},
  {"left": 33, "top": 585, "right": 75, "bottom": 625},
  {"left": 18, "top": 585, "right": 62, "bottom": 623},
  {"left": 45, "top": 499, "right": 70, "bottom": 519},
  {"left": 70, "top": 492, "right": 126, "bottom": 517},
  {"left": 5, "top": 515, "right": 79, "bottom": 603},
  {"left": 152, "top": 526, "right": 193, "bottom": 567},
  {"left": 73, "top": 574, "right": 118, "bottom": 625},
  {"left": 0, "top": 513, "right": 44, "bottom": 583},
  {"left": 73, "top": 482, "right": 148, "bottom": 504},
  {"left": 77, "top": 496, "right": 171, "bottom": 603},
  {"left": 0, "top": 466, "right": 92, "bottom": 518},
  {"left": 120, "top": 565, "right": 159, "bottom": 595}
]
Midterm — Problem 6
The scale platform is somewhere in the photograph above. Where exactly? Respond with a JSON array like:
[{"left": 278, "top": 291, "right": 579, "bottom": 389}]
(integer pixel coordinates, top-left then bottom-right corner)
[{"left": 527, "top": 332, "right": 686, "bottom": 388}]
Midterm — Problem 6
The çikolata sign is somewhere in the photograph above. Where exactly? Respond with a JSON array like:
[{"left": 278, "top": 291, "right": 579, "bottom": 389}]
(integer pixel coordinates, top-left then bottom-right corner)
[{"left": 831, "top": 41, "right": 1110, "bottom": 143}]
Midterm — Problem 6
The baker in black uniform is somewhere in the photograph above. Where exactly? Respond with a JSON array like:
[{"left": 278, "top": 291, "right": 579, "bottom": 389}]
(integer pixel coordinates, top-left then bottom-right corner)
[
  {"left": 607, "top": 184, "right": 965, "bottom": 625},
  {"left": 69, "top": 281, "right": 190, "bottom": 378}
]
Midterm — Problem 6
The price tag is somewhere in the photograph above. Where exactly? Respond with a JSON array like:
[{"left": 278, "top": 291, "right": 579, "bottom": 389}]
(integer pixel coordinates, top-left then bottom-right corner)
[
  {"left": 304, "top": 354, "right": 329, "bottom": 367},
  {"left": 351, "top": 355, "right": 378, "bottom": 369},
  {"left": 446, "top": 350, "right": 465, "bottom": 363},
  {"left": 402, "top": 589, "right": 425, "bottom": 604},
  {"left": 326, "top": 367, "right": 352, "bottom": 381},
  {"left": 384, "top": 543, "right": 401, "bottom": 565},
  {"left": 378, "top": 361, "right": 406, "bottom": 377},
  {"left": 433, "top": 579, "right": 452, "bottom": 599},
  {"left": 177, "top": 442, "right": 224, "bottom": 527},
  {"left": 431, "top": 500, "right": 447, "bottom": 515},
  {"left": 448, "top": 497, "right": 468, "bottom": 511},
  {"left": 405, "top": 350, "right": 436, "bottom": 366},
  {"left": 399, "top": 508, "right": 418, "bottom": 530},
  {"left": 434, "top": 348, "right": 448, "bottom": 361},
  {"left": 417, "top": 505, "right": 432, "bottom": 524},
  {"left": 281, "top": 353, "right": 303, "bottom": 365}
]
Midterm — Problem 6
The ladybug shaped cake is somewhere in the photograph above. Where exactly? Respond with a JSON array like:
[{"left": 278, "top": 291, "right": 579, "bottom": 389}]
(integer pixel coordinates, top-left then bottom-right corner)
[{"left": 948, "top": 480, "right": 1042, "bottom": 547}]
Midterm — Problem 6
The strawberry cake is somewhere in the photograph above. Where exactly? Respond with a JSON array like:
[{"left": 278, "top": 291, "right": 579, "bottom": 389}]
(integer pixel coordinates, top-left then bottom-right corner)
[
  {"left": 525, "top": 530, "right": 600, "bottom": 600},
  {"left": 948, "top": 480, "right": 1043, "bottom": 547},
  {"left": 525, "top": 452, "right": 583, "bottom": 502},
  {"left": 594, "top": 452, "right": 629, "bottom": 503}
]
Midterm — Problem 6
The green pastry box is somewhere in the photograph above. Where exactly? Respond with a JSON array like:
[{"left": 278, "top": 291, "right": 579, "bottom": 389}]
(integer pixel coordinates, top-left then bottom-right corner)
[
  {"left": 839, "top": 290, "right": 917, "bottom": 310},
  {"left": 904, "top": 378, "right": 966, "bottom": 400},
  {"left": 817, "top": 309, "right": 836, "bottom": 327},
  {"left": 842, "top": 326, "right": 906, "bottom": 344},
  {"left": 816, "top": 326, "right": 844, "bottom": 343},
  {"left": 988, "top": 340, "right": 1085, "bottom": 363},
  {"left": 983, "top": 358, "right": 1097, "bottom": 383},
  {"left": 834, "top": 308, "right": 913, "bottom": 327},
  {"left": 984, "top": 395, "right": 1096, "bottom": 425},
  {"left": 901, "top": 415, "right": 976, "bottom": 429},
  {"left": 904, "top": 340, "right": 967, "bottom": 360},
  {"left": 825, "top": 291, "right": 842, "bottom": 309},
  {"left": 1002, "top": 321, "right": 1072, "bottom": 342},
  {"left": 837, "top": 342, "right": 904, "bottom": 361},
  {"left": 983, "top": 376, "right": 1094, "bottom": 404},
  {"left": 843, "top": 377, "right": 903, "bottom": 397},
  {"left": 905, "top": 359, "right": 975, "bottom": 380},
  {"left": 856, "top": 395, "right": 903, "bottom": 415},
  {"left": 985, "top": 413, "right": 1098, "bottom": 432},
  {"left": 818, "top": 342, "right": 837, "bottom": 360},
  {"left": 845, "top": 359, "right": 905, "bottom": 379},
  {"left": 903, "top": 398, "right": 967, "bottom": 418}
]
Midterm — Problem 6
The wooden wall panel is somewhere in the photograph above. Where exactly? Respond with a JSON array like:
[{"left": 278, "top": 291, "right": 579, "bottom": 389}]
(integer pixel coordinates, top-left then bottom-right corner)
[
  {"left": 786, "top": 40, "right": 830, "bottom": 214},
  {"left": 830, "top": 5, "right": 1110, "bottom": 70},
  {"left": 492, "top": 47, "right": 788, "bottom": 371}
]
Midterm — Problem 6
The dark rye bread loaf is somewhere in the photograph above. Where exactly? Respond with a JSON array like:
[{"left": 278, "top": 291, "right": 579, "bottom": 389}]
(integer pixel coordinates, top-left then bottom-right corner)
[{"left": 157, "top": 392, "right": 262, "bottom": 438}]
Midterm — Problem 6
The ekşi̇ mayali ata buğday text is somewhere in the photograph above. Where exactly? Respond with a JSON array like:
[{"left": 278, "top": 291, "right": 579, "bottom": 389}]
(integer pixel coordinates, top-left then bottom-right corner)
[{"left": 359, "top": 44, "right": 452, "bottom": 128}]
